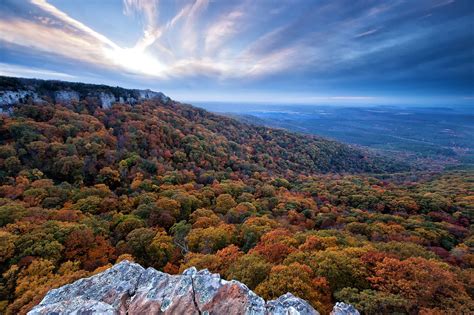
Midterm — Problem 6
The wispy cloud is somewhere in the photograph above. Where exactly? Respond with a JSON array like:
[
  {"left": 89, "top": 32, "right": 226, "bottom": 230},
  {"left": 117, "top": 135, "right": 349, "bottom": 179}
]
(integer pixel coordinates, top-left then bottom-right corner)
[
  {"left": 432, "top": 0, "right": 455, "bottom": 8},
  {"left": 123, "top": 0, "right": 161, "bottom": 51},
  {"left": 354, "top": 28, "right": 379, "bottom": 38},
  {"left": 0, "top": 63, "right": 75, "bottom": 80},
  {"left": 30, "top": 0, "right": 118, "bottom": 49},
  {"left": 205, "top": 9, "right": 244, "bottom": 54},
  {"left": 0, "top": 18, "right": 110, "bottom": 66}
]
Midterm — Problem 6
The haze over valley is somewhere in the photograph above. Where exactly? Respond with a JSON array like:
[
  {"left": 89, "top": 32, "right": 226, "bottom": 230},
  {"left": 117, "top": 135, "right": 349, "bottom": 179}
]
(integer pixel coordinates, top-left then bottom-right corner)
[{"left": 195, "top": 102, "right": 474, "bottom": 168}]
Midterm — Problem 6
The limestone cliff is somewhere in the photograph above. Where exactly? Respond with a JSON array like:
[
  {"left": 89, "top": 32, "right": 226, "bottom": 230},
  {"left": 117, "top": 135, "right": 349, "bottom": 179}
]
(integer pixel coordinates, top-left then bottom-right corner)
[
  {"left": 29, "top": 260, "right": 358, "bottom": 315},
  {"left": 0, "top": 76, "right": 169, "bottom": 109}
]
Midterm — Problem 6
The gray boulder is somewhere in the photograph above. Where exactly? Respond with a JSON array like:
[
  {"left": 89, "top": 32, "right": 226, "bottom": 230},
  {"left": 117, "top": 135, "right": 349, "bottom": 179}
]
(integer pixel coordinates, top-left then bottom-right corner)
[
  {"left": 331, "top": 302, "right": 360, "bottom": 315},
  {"left": 29, "top": 260, "right": 320, "bottom": 315}
]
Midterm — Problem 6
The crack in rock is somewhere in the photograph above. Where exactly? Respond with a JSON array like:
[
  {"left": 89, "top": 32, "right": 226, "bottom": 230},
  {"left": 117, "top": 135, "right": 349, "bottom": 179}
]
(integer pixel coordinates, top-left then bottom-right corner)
[
  {"left": 123, "top": 266, "right": 145, "bottom": 314},
  {"left": 190, "top": 274, "right": 203, "bottom": 315}
]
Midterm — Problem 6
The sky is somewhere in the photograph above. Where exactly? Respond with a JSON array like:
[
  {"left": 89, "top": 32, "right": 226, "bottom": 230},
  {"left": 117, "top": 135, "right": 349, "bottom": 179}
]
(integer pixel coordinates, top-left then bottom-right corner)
[{"left": 0, "top": 0, "right": 473, "bottom": 105}]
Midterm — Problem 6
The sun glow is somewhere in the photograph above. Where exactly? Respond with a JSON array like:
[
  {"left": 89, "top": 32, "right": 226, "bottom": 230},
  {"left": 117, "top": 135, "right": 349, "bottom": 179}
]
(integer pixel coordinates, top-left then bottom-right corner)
[{"left": 104, "top": 47, "right": 167, "bottom": 78}]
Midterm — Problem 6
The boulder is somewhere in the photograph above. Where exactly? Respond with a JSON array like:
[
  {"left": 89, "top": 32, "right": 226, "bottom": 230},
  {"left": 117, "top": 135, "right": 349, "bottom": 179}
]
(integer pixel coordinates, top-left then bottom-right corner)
[
  {"left": 331, "top": 302, "right": 360, "bottom": 315},
  {"left": 29, "top": 260, "right": 321, "bottom": 315}
]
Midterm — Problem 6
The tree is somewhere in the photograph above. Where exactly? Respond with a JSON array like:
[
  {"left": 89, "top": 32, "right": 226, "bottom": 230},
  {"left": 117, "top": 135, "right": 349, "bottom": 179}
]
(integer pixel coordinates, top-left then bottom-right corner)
[
  {"left": 73, "top": 196, "right": 104, "bottom": 214},
  {"left": 113, "top": 215, "right": 145, "bottom": 241},
  {"left": 4, "top": 157, "right": 22, "bottom": 176},
  {"left": 239, "top": 216, "right": 279, "bottom": 251},
  {"left": 4, "top": 259, "right": 88, "bottom": 315},
  {"left": 170, "top": 220, "right": 191, "bottom": 254},
  {"left": 310, "top": 248, "right": 370, "bottom": 292},
  {"left": 98, "top": 167, "right": 120, "bottom": 188},
  {"left": 335, "top": 288, "right": 408, "bottom": 314},
  {"left": 226, "top": 202, "right": 256, "bottom": 224},
  {"left": 189, "top": 208, "right": 221, "bottom": 228},
  {"left": 0, "top": 204, "right": 27, "bottom": 227},
  {"left": 250, "top": 228, "right": 297, "bottom": 263},
  {"left": 299, "top": 235, "right": 338, "bottom": 251},
  {"left": 0, "top": 231, "right": 16, "bottom": 263},
  {"left": 64, "top": 228, "right": 115, "bottom": 271},
  {"left": 148, "top": 231, "right": 174, "bottom": 268},
  {"left": 369, "top": 257, "right": 473, "bottom": 312},
  {"left": 226, "top": 254, "right": 271, "bottom": 289},
  {"left": 125, "top": 228, "right": 157, "bottom": 266},
  {"left": 255, "top": 263, "right": 332, "bottom": 314},
  {"left": 14, "top": 231, "right": 64, "bottom": 263},
  {"left": 375, "top": 241, "right": 437, "bottom": 260},
  {"left": 215, "top": 244, "right": 243, "bottom": 274},
  {"left": 186, "top": 224, "right": 236, "bottom": 253},
  {"left": 156, "top": 197, "right": 180, "bottom": 218},
  {"left": 215, "top": 194, "right": 237, "bottom": 214},
  {"left": 180, "top": 253, "right": 221, "bottom": 274}
]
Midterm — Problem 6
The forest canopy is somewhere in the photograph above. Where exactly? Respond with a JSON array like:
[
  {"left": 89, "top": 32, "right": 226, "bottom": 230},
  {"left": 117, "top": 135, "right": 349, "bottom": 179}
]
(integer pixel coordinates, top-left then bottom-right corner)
[{"left": 0, "top": 94, "right": 472, "bottom": 315}]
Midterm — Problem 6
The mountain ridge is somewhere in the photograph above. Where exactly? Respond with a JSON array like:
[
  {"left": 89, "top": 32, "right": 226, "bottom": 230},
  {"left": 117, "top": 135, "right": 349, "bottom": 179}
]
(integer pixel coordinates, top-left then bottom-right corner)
[{"left": 0, "top": 75, "right": 408, "bottom": 176}]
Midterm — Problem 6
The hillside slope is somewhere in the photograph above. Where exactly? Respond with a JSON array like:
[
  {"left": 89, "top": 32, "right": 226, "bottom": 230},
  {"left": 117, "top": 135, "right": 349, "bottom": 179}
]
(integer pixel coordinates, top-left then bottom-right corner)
[{"left": 0, "top": 76, "right": 406, "bottom": 184}]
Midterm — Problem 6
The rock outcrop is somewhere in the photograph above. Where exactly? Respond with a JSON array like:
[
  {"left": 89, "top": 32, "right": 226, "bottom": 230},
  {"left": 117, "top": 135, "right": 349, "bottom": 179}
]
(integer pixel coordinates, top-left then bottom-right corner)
[
  {"left": 54, "top": 90, "right": 80, "bottom": 103},
  {"left": 28, "top": 260, "right": 358, "bottom": 315},
  {"left": 0, "top": 76, "right": 170, "bottom": 109},
  {"left": 0, "top": 90, "right": 43, "bottom": 106},
  {"left": 331, "top": 302, "right": 360, "bottom": 315}
]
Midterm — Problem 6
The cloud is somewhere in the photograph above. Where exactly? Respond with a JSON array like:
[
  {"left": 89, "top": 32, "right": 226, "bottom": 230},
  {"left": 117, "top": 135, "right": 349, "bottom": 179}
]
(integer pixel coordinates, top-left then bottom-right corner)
[
  {"left": 123, "top": 0, "right": 159, "bottom": 28},
  {"left": 179, "top": 0, "right": 209, "bottom": 54},
  {"left": 242, "top": 46, "right": 308, "bottom": 78},
  {"left": 0, "top": 63, "right": 76, "bottom": 80},
  {"left": 328, "top": 96, "right": 375, "bottom": 100},
  {"left": 0, "top": 0, "right": 471, "bottom": 99},
  {"left": 432, "top": 0, "right": 455, "bottom": 8},
  {"left": 30, "top": 0, "right": 118, "bottom": 49},
  {"left": 0, "top": 18, "right": 111, "bottom": 66},
  {"left": 205, "top": 9, "right": 244, "bottom": 54},
  {"left": 123, "top": 0, "right": 161, "bottom": 51},
  {"left": 354, "top": 28, "right": 379, "bottom": 38}
]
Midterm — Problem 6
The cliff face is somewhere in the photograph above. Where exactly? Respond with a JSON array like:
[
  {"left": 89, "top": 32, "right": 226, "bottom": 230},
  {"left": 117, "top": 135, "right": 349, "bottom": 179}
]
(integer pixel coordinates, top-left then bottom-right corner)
[
  {"left": 0, "top": 76, "right": 169, "bottom": 109},
  {"left": 28, "top": 261, "right": 358, "bottom": 315}
]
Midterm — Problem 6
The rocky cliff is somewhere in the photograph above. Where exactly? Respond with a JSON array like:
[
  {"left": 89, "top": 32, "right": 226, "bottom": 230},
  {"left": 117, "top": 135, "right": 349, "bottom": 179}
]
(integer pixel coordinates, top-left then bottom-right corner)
[
  {"left": 0, "top": 76, "right": 169, "bottom": 109},
  {"left": 29, "top": 260, "right": 358, "bottom": 315}
]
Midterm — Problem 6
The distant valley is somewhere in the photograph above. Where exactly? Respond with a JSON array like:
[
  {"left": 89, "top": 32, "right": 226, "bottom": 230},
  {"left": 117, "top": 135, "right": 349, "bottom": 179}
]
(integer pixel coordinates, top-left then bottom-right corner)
[{"left": 195, "top": 102, "right": 474, "bottom": 169}]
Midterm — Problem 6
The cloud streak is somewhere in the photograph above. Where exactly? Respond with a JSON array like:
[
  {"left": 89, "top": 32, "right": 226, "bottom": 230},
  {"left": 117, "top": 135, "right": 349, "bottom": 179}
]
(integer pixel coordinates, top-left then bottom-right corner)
[
  {"left": 123, "top": 0, "right": 161, "bottom": 51},
  {"left": 0, "top": 63, "right": 75, "bottom": 80}
]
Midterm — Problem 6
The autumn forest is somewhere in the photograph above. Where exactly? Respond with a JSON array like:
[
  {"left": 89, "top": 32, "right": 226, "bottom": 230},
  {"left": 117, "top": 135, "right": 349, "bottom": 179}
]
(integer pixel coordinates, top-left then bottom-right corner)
[{"left": 0, "top": 81, "right": 473, "bottom": 314}]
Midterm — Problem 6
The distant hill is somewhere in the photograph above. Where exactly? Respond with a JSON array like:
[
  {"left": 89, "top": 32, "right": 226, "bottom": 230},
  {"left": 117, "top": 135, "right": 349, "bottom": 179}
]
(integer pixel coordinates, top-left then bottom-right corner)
[{"left": 0, "top": 76, "right": 407, "bottom": 180}]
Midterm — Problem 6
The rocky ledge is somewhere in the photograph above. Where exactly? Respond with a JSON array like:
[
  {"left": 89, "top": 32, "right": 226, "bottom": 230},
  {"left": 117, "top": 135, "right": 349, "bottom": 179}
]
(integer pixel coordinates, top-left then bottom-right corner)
[
  {"left": 0, "top": 76, "right": 170, "bottom": 109},
  {"left": 28, "top": 260, "right": 358, "bottom": 315}
]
